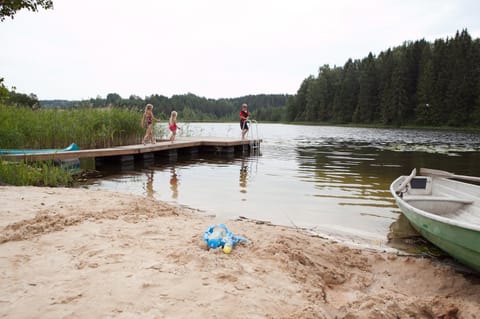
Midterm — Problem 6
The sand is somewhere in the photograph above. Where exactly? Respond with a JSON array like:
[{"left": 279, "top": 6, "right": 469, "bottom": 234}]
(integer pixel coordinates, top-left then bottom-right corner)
[{"left": 0, "top": 186, "right": 479, "bottom": 319}]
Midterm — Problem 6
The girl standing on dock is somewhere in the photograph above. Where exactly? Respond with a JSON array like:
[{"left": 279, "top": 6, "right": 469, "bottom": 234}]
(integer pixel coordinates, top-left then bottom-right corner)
[
  {"left": 142, "top": 104, "right": 160, "bottom": 145},
  {"left": 169, "top": 110, "right": 181, "bottom": 142}
]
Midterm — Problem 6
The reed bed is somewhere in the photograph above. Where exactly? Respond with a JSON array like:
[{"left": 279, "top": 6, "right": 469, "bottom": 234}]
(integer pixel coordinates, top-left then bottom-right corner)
[
  {"left": 0, "top": 104, "right": 162, "bottom": 149},
  {"left": 0, "top": 104, "right": 165, "bottom": 186}
]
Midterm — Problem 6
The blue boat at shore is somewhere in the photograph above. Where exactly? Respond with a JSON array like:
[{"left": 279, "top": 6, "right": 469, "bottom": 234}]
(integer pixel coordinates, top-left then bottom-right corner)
[
  {"left": 0, "top": 143, "right": 80, "bottom": 155},
  {"left": 0, "top": 143, "right": 81, "bottom": 171}
]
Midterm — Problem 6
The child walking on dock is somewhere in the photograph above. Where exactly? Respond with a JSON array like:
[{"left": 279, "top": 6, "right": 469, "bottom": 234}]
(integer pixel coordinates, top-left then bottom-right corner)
[
  {"left": 142, "top": 104, "right": 160, "bottom": 145},
  {"left": 169, "top": 111, "right": 181, "bottom": 142}
]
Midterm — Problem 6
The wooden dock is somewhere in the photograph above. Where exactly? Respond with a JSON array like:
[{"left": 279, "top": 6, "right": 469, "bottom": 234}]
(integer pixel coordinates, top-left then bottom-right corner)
[{"left": 0, "top": 137, "right": 262, "bottom": 164}]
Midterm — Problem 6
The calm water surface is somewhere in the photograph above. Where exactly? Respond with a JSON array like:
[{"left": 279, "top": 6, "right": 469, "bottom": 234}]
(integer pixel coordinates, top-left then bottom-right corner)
[{"left": 85, "top": 123, "right": 480, "bottom": 249}]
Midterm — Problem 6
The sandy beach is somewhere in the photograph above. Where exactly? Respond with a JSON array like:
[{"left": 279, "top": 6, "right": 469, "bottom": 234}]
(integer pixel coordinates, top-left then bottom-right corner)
[{"left": 1, "top": 186, "right": 479, "bottom": 318}]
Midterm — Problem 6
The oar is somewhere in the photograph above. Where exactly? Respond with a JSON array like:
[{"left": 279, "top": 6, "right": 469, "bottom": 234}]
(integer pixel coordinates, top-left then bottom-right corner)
[{"left": 420, "top": 168, "right": 480, "bottom": 183}]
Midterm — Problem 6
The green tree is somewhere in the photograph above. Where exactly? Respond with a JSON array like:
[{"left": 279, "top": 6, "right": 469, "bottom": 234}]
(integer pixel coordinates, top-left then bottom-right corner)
[
  {"left": 444, "top": 30, "right": 478, "bottom": 126},
  {"left": 305, "top": 65, "right": 338, "bottom": 122},
  {"left": 415, "top": 45, "right": 435, "bottom": 125},
  {"left": 391, "top": 48, "right": 413, "bottom": 125},
  {"left": 473, "top": 81, "right": 480, "bottom": 125},
  {"left": 0, "top": 78, "right": 9, "bottom": 103},
  {"left": 9, "top": 92, "right": 39, "bottom": 108},
  {"left": 106, "top": 93, "right": 122, "bottom": 106},
  {"left": 353, "top": 53, "right": 378, "bottom": 123},
  {"left": 305, "top": 77, "right": 320, "bottom": 121},
  {"left": 0, "top": 0, "right": 53, "bottom": 21},
  {"left": 401, "top": 40, "right": 426, "bottom": 123},
  {"left": 285, "top": 95, "right": 296, "bottom": 122},
  {"left": 332, "top": 59, "right": 359, "bottom": 123},
  {"left": 286, "top": 76, "right": 312, "bottom": 121},
  {"left": 377, "top": 49, "right": 395, "bottom": 124}
]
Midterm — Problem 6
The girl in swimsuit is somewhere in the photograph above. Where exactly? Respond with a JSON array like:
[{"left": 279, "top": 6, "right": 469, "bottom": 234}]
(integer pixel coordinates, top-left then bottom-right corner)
[
  {"left": 141, "top": 104, "right": 160, "bottom": 145},
  {"left": 169, "top": 110, "right": 181, "bottom": 143}
]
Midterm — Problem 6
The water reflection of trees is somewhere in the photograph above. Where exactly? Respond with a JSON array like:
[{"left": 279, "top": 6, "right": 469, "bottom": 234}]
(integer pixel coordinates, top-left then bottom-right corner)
[
  {"left": 294, "top": 145, "right": 424, "bottom": 206},
  {"left": 295, "top": 143, "right": 480, "bottom": 190}
]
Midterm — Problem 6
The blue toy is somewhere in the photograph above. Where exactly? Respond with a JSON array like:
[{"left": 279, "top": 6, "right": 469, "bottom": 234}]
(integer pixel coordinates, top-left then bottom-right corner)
[{"left": 203, "top": 224, "right": 248, "bottom": 251}]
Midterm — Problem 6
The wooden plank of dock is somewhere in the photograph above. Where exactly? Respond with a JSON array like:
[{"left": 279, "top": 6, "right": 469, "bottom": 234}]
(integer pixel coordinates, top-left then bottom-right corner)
[{"left": 0, "top": 137, "right": 262, "bottom": 161}]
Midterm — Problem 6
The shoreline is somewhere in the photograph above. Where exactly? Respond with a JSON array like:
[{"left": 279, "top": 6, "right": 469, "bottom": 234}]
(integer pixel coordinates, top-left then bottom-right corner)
[{"left": 1, "top": 186, "right": 479, "bottom": 318}]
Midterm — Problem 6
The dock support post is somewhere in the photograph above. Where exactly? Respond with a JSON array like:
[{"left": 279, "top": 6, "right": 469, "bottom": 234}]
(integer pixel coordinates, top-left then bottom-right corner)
[
  {"left": 95, "top": 155, "right": 134, "bottom": 170},
  {"left": 142, "top": 153, "right": 154, "bottom": 161},
  {"left": 219, "top": 146, "right": 235, "bottom": 154},
  {"left": 167, "top": 149, "right": 178, "bottom": 162},
  {"left": 180, "top": 146, "right": 199, "bottom": 159},
  {"left": 189, "top": 146, "right": 199, "bottom": 157},
  {"left": 217, "top": 146, "right": 234, "bottom": 158},
  {"left": 136, "top": 152, "right": 154, "bottom": 168}
]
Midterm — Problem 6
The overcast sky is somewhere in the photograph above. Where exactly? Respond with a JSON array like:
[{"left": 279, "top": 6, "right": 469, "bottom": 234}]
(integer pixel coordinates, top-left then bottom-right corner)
[{"left": 1, "top": 0, "right": 479, "bottom": 100}]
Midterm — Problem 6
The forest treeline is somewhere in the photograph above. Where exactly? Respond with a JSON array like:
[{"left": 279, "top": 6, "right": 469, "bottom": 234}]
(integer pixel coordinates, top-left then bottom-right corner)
[
  {"left": 5, "top": 29, "right": 480, "bottom": 128},
  {"left": 39, "top": 93, "right": 290, "bottom": 122},
  {"left": 287, "top": 29, "right": 480, "bottom": 127}
]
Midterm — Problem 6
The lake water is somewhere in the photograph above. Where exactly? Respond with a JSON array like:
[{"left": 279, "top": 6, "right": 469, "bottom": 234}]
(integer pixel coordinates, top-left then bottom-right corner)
[{"left": 84, "top": 123, "right": 480, "bottom": 249}]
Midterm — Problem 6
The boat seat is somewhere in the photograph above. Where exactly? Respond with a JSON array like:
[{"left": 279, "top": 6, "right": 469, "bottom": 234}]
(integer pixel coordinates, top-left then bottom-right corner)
[{"left": 404, "top": 195, "right": 474, "bottom": 205}]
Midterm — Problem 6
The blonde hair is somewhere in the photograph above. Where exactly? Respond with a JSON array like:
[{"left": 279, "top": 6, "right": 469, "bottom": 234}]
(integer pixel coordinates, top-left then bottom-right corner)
[
  {"left": 142, "top": 104, "right": 154, "bottom": 127},
  {"left": 145, "top": 104, "right": 153, "bottom": 112},
  {"left": 169, "top": 110, "right": 177, "bottom": 124}
]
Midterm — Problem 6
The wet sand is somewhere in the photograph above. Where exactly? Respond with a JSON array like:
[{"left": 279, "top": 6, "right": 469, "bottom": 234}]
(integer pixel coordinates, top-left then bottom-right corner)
[{"left": 1, "top": 186, "right": 479, "bottom": 318}]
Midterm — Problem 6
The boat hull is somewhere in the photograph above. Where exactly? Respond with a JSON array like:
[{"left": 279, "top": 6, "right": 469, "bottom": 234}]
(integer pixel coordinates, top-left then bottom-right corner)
[
  {"left": 395, "top": 197, "right": 480, "bottom": 272},
  {"left": 0, "top": 143, "right": 79, "bottom": 155},
  {"left": 391, "top": 173, "right": 480, "bottom": 273},
  {"left": 0, "top": 143, "right": 81, "bottom": 172}
]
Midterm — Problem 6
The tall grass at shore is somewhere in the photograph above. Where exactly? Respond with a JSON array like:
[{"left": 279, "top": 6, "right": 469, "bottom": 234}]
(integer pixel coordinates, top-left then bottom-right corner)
[
  {"left": 0, "top": 104, "right": 158, "bottom": 149},
  {"left": 0, "top": 158, "right": 73, "bottom": 187}
]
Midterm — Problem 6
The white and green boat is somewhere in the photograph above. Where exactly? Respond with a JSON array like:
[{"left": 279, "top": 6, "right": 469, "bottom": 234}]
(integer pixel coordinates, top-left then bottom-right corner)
[{"left": 390, "top": 168, "right": 480, "bottom": 273}]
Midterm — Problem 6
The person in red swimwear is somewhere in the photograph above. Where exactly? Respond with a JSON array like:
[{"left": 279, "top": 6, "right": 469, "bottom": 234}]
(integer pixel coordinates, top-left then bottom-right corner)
[
  {"left": 169, "top": 110, "right": 181, "bottom": 142},
  {"left": 240, "top": 103, "right": 249, "bottom": 139}
]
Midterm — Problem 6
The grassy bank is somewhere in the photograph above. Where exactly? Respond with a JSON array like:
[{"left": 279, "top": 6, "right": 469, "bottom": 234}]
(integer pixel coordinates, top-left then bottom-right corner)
[{"left": 0, "top": 158, "right": 73, "bottom": 187}]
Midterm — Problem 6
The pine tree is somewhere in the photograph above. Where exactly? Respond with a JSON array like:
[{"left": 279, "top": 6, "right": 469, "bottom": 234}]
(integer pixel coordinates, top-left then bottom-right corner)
[
  {"left": 353, "top": 53, "right": 378, "bottom": 123},
  {"left": 332, "top": 59, "right": 359, "bottom": 123},
  {"left": 415, "top": 44, "right": 435, "bottom": 125}
]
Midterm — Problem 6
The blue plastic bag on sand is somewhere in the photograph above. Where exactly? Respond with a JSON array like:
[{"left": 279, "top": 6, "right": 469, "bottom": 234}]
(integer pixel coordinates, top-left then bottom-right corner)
[{"left": 203, "top": 224, "right": 248, "bottom": 251}]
